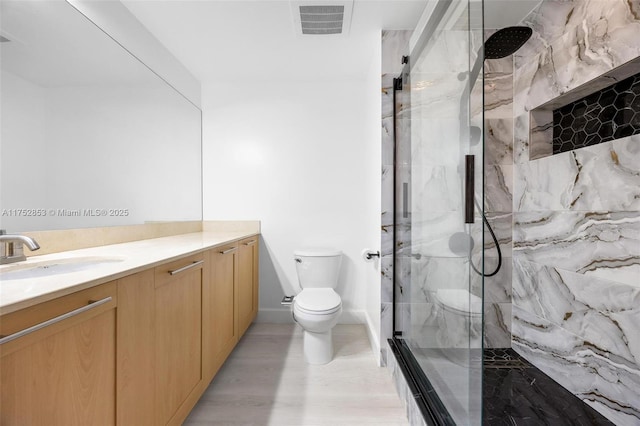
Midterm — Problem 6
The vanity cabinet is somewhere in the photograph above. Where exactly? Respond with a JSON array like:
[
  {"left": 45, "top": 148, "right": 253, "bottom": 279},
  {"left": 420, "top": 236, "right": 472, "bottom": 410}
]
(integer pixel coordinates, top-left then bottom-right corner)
[
  {"left": 238, "top": 237, "right": 259, "bottom": 336},
  {"left": 0, "top": 282, "right": 117, "bottom": 425},
  {"left": 1, "top": 233, "right": 259, "bottom": 426}
]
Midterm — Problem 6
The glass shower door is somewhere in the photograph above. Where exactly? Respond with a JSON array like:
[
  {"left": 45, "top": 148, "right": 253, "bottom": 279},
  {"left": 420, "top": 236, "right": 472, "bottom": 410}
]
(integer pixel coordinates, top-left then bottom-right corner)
[{"left": 394, "top": 0, "right": 484, "bottom": 424}]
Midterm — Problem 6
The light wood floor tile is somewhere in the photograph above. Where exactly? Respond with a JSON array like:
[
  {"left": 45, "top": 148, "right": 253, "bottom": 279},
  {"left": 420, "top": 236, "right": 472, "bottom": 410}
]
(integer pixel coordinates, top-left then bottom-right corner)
[{"left": 184, "top": 324, "right": 409, "bottom": 426}]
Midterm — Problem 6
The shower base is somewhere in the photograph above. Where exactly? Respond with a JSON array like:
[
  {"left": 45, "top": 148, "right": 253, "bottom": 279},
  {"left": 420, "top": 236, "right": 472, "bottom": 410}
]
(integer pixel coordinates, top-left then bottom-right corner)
[
  {"left": 483, "top": 348, "right": 614, "bottom": 425},
  {"left": 389, "top": 340, "right": 615, "bottom": 425}
]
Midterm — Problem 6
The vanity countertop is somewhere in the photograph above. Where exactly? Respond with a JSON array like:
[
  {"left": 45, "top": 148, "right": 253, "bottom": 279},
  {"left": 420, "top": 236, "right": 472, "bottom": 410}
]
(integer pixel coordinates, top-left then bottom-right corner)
[{"left": 0, "top": 230, "right": 259, "bottom": 315}]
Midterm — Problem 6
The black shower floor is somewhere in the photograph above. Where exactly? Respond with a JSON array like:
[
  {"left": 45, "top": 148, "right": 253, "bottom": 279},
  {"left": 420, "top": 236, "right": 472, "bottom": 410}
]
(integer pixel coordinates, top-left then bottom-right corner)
[{"left": 483, "top": 349, "right": 614, "bottom": 425}]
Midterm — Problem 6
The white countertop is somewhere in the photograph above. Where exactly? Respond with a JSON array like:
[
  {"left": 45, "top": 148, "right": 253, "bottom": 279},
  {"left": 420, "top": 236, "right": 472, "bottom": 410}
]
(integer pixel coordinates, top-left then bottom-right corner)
[{"left": 0, "top": 230, "right": 258, "bottom": 315}]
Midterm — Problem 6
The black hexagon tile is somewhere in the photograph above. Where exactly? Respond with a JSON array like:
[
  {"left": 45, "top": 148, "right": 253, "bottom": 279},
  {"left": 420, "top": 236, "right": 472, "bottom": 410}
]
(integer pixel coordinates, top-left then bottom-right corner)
[{"left": 552, "top": 73, "right": 640, "bottom": 154}]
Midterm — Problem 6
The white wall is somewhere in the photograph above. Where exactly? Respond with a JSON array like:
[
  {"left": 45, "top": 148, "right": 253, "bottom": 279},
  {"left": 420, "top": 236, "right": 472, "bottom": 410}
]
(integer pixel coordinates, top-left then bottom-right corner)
[
  {"left": 202, "top": 71, "right": 381, "bottom": 334},
  {"left": 364, "top": 36, "right": 383, "bottom": 356}
]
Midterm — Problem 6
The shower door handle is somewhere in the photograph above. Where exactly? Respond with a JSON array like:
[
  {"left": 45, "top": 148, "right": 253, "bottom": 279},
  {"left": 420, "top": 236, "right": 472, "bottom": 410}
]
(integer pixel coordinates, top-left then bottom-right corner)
[{"left": 465, "top": 155, "right": 475, "bottom": 224}]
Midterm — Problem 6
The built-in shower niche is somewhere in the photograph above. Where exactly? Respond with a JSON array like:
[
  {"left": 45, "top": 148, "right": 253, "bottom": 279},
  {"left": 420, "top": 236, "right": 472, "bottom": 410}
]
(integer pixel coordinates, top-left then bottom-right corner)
[{"left": 529, "top": 57, "right": 640, "bottom": 160}]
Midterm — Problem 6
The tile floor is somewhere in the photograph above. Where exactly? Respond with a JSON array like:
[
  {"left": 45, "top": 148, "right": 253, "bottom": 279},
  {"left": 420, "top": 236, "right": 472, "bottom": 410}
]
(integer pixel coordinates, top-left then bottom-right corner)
[{"left": 184, "top": 323, "right": 409, "bottom": 426}]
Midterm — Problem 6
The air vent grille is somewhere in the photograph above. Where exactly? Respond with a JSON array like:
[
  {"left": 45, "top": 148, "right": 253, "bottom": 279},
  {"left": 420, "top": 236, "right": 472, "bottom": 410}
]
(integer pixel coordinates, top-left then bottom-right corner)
[{"left": 299, "top": 5, "right": 344, "bottom": 35}]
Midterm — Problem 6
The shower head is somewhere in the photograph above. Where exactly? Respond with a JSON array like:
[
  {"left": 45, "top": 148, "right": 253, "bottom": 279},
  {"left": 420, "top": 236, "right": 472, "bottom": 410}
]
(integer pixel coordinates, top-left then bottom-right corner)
[
  {"left": 462, "top": 26, "right": 533, "bottom": 89},
  {"left": 458, "top": 25, "right": 532, "bottom": 147},
  {"left": 484, "top": 26, "right": 533, "bottom": 59}
]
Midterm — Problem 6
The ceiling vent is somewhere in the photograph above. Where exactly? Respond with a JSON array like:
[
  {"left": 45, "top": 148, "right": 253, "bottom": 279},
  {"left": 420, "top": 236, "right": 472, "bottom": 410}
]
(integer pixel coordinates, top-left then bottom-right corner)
[{"left": 291, "top": 1, "right": 353, "bottom": 36}]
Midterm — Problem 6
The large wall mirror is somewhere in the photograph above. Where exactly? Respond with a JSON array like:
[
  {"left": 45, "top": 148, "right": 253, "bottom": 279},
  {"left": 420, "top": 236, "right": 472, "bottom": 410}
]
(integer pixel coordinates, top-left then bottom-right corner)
[{"left": 0, "top": 1, "right": 202, "bottom": 232}]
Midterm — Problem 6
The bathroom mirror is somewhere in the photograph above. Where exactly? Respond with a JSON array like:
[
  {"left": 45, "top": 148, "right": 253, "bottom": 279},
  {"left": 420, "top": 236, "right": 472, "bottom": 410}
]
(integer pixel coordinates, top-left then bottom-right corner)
[{"left": 0, "top": 1, "right": 202, "bottom": 232}]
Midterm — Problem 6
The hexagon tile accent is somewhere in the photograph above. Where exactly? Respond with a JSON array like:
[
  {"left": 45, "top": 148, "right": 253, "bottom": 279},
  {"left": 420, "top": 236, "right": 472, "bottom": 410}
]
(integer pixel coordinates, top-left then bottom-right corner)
[{"left": 552, "top": 73, "right": 640, "bottom": 154}]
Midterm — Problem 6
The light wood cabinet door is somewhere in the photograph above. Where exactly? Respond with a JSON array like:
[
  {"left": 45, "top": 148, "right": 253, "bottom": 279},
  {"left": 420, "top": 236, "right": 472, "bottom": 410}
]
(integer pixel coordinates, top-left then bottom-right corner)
[
  {"left": 116, "top": 270, "right": 155, "bottom": 426},
  {"left": 154, "top": 254, "right": 204, "bottom": 426},
  {"left": 238, "top": 237, "right": 259, "bottom": 336},
  {"left": 203, "top": 243, "right": 239, "bottom": 382},
  {"left": 0, "top": 282, "right": 117, "bottom": 426}
]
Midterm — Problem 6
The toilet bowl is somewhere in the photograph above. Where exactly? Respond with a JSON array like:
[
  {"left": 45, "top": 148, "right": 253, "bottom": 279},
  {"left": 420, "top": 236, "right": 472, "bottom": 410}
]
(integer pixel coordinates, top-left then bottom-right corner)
[
  {"left": 434, "top": 289, "right": 482, "bottom": 357},
  {"left": 292, "top": 249, "right": 342, "bottom": 365}
]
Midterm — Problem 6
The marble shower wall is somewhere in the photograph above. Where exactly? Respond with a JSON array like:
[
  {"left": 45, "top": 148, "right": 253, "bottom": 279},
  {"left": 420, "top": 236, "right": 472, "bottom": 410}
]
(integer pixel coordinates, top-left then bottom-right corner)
[
  {"left": 511, "top": 1, "right": 640, "bottom": 424},
  {"left": 381, "top": 30, "right": 412, "bottom": 366}
]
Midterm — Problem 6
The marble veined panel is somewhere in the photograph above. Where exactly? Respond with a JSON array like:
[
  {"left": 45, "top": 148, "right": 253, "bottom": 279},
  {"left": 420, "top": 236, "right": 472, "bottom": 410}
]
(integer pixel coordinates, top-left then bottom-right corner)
[
  {"left": 484, "top": 303, "right": 512, "bottom": 348},
  {"left": 514, "top": 136, "right": 640, "bottom": 212},
  {"left": 470, "top": 212, "right": 513, "bottom": 259},
  {"left": 513, "top": 113, "right": 531, "bottom": 164},
  {"left": 411, "top": 118, "right": 463, "bottom": 167},
  {"left": 482, "top": 257, "right": 513, "bottom": 303},
  {"left": 512, "top": 305, "right": 640, "bottom": 425},
  {"left": 381, "top": 165, "right": 393, "bottom": 228},
  {"left": 382, "top": 74, "right": 395, "bottom": 121},
  {"left": 410, "top": 73, "right": 467, "bottom": 120},
  {"left": 382, "top": 30, "right": 411, "bottom": 75},
  {"left": 394, "top": 105, "right": 413, "bottom": 171},
  {"left": 381, "top": 302, "right": 393, "bottom": 354},
  {"left": 485, "top": 165, "right": 513, "bottom": 213},
  {"left": 381, "top": 255, "right": 393, "bottom": 304},
  {"left": 412, "top": 30, "right": 469, "bottom": 76},
  {"left": 485, "top": 118, "right": 514, "bottom": 165},
  {"left": 483, "top": 56, "right": 514, "bottom": 120},
  {"left": 515, "top": 1, "right": 578, "bottom": 61},
  {"left": 513, "top": 258, "right": 640, "bottom": 366},
  {"left": 381, "top": 74, "right": 396, "bottom": 168},
  {"left": 381, "top": 117, "right": 395, "bottom": 168},
  {"left": 513, "top": 211, "right": 640, "bottom": 286},
  {"left": 410, "top": 212, "right": 467, "bottom": 258},
  {"left": 411, "top": 165, "right": 463, "bottom": 213},
  {"left": 516, "top": 0, "right": 640, "bottom": 108},
  {"left": 410, "top": 256, "right": 469, "bottom": 297}
]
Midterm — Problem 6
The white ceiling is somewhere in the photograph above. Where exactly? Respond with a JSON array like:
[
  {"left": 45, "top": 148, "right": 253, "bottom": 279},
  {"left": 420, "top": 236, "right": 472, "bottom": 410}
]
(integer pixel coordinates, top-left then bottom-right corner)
[{"left": 121, "top": 0, "right": 429, "bottom": 83}]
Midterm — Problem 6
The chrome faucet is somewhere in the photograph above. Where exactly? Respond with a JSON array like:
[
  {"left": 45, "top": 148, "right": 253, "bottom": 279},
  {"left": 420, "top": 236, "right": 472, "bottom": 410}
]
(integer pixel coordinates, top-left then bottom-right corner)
[{"left": 0, "top": 230, "right": 40, "bottom": 264}]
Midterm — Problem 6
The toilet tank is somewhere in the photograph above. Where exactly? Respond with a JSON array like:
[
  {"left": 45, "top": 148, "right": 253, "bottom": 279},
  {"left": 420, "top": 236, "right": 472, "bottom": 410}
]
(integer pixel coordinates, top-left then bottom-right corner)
[{"left": 294, "top": 248, "right": 342, "bottom": 289}]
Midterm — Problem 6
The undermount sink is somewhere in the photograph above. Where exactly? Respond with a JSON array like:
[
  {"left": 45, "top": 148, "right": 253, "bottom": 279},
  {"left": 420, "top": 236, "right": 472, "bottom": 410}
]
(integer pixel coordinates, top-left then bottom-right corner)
[{"left": 0, "top": 256, "right": 125, "bottom": 280}]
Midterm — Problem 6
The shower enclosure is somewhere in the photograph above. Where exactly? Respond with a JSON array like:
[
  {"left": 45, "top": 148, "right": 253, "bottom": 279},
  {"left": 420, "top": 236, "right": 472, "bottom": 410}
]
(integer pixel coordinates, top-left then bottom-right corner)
[{"left": 391, "top": 1, "right": 485, "bottom": 424}]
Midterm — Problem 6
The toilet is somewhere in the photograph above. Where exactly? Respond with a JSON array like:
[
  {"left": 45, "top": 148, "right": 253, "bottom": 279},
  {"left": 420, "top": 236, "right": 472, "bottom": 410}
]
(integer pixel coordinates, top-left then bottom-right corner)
[
  {"left": 292, "top": 248, "right": 343, "bottom": 365},
  {"left": 434, "top": 289, "right": 482, "bottom": 355}
]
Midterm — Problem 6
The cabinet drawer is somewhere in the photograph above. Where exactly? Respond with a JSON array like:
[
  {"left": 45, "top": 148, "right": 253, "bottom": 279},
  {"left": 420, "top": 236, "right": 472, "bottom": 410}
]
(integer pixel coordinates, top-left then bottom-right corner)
[{"left": 0, "top": 282, "right": 116, "bottom": 355}]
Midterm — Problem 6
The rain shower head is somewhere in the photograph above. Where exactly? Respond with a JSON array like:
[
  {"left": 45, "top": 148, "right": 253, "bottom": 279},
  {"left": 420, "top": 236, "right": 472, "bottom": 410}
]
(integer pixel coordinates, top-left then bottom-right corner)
[
  {"left": 462, "top": 26, "right": 533, "bottom": 90},
  {"left": 484, "top": 26, "right": 533, "bottom": 59}
]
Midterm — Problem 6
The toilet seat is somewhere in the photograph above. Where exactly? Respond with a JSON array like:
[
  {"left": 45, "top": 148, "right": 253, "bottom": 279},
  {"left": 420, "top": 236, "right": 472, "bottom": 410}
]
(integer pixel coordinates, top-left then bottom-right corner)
[
  {"left": 435, "top": 289, "right": 482, "bottom": 316},
  {"left": 295, "top": 288, "right": 341, "bottom": 315}
]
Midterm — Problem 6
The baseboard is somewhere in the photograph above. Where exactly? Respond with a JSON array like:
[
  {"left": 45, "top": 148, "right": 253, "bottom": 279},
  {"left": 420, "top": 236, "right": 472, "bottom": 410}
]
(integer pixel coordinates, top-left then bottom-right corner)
[
  {"left": 364, "top": 311, "right": 381, "bottom": 366},
  {"left": 340, "top": 310, "right": 367, "bottom": 324},
  {"left": 255, "top": 308, "right": 367, "bottom": 324}
]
